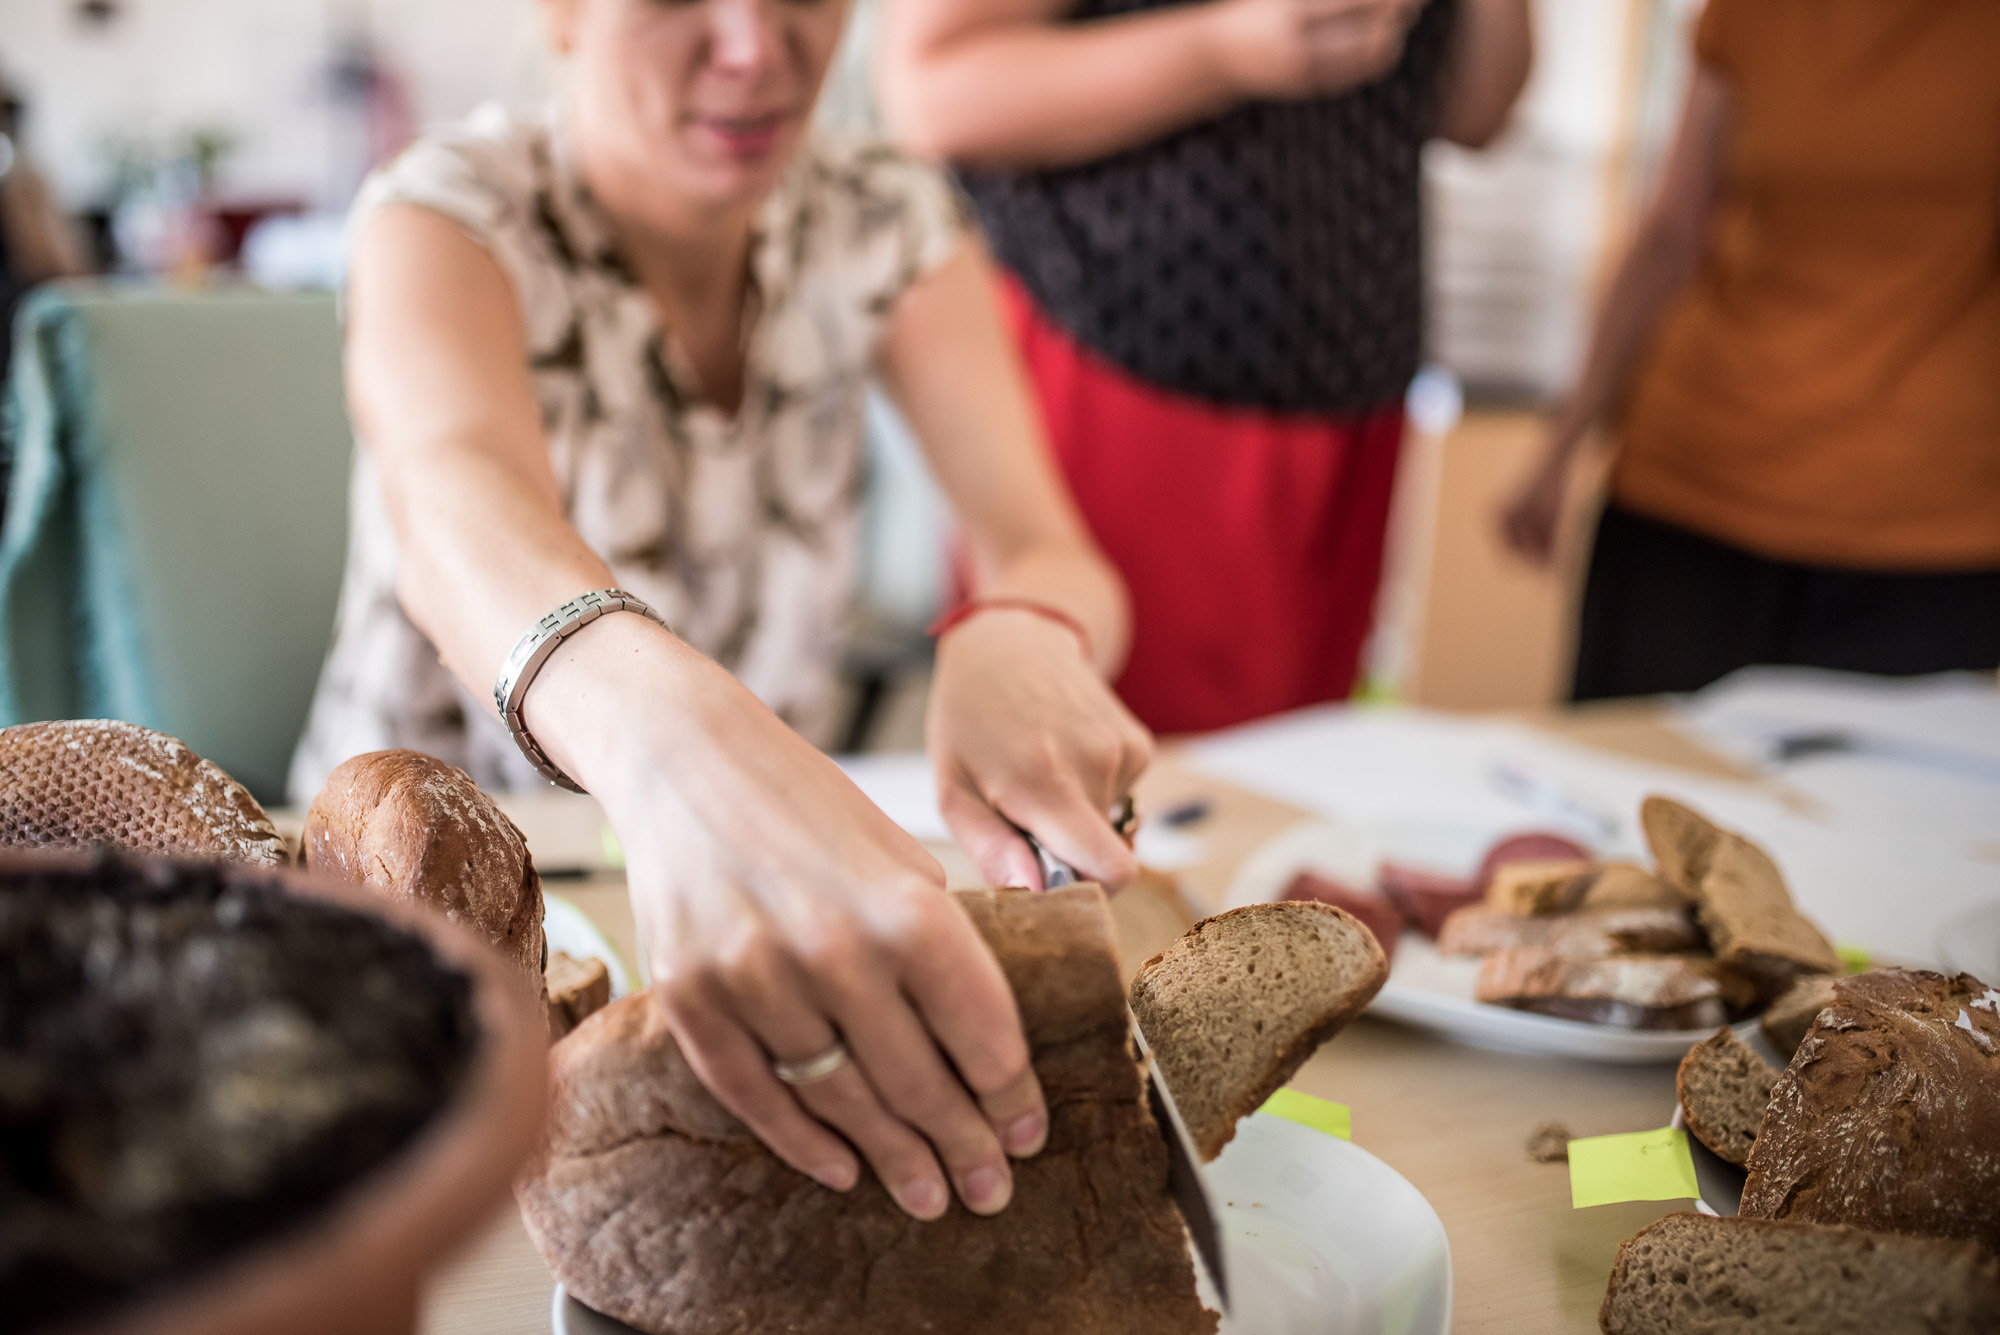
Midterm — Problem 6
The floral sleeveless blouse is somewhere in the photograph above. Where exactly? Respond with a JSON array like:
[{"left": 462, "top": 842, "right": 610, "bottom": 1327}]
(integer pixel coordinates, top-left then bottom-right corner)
[{"left": 290, "top": 105, "right": 965, "bottom": 800}]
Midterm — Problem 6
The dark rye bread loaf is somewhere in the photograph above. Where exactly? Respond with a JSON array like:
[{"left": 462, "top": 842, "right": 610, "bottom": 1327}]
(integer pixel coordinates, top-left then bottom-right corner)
[
  {"left": 1740, "top": 968, "right": 2000, "bottom": 1252},
  {"left": 1641, "top": 797, "right": 1839, "bottom": 997},
  {"left": 1676, "top": 1028, "right": 1777, "bottom": 1167},
  {"left": 519, "top": 886, "right": 1215, "bottom": 1335},
  {"left": 1599, "top": 1212, "right": 2000, "bottom": 1335},
  {"left": 0, "top": 719, "right": 285, "bottom": 867},
  {"left": 304, "top": 751, "right": 545, "bottom": 994},
  {"left": 1131, "top": 901, "right": 1387, "bottom": 1162},
  {"left": 1758, "top": 973, "right": 1838, "bottom": 1059}
]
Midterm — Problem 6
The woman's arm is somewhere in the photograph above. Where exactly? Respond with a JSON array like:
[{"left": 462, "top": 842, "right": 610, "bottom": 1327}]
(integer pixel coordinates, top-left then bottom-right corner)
[
  {"left": 1500, "top": 63, "right": 1733, "bottom": 563},
  {"left": 877, "top": 0, "right": 1423, "bottom": 169},
  {"left": 1434, "top": 0, "right": 1531, "bottom": 148},
  {"left": 877, "top": 239, "right": 1154, "bottom": 889},
  {"left": 345, "top": 204, "right": 1049, "bottom": 1223}
]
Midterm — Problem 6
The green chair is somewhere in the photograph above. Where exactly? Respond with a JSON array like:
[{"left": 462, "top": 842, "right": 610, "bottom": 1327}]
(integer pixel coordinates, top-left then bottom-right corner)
[{"left": 0, "top": 281, "right": 352, "bottom": 804}]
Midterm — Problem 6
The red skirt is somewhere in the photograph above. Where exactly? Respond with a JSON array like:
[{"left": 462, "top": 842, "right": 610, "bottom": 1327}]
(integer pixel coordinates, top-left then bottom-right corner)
[{"left": 998, "top": 276, "right": 1406, "bottom": 736}]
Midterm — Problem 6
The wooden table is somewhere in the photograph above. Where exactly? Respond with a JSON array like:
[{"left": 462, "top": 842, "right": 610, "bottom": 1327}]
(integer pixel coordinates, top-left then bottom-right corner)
[{"left": 418, "top": 704, "right": 1754, "bottom": 1335}]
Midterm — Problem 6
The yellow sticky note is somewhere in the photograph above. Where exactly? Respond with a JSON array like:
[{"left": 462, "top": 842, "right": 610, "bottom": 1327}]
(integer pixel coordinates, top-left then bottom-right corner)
[
  {"left": 600, "top": 823, "right": 626, "bottom": 871},
  {"left": 1568, "top": 1127, "right": 1699, "bottom": 1209},
  {"left": 1259, "top": 1088, "right": 1351, "bottom": 1140},
  {"left": 1837, "top": 943, "right": 1871, "bottom": 975}
]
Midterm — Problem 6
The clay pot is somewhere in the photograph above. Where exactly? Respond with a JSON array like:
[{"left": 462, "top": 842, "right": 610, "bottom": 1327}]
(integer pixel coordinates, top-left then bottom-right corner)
[{"left": 3, "top": 850, "right": 549, "bottom": 1335}]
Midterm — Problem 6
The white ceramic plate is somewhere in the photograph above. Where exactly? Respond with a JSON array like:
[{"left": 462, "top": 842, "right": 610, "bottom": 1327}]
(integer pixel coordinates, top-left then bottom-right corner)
[
  {"left": 543, "top": 892, "right": 633, "bottom": 998},
  {"left": 552, "top": 1111, "right": 1451, "bottom": 1335},
  {"left": 1227, "top": 819, "right": 1719, "bottom": 1065}
]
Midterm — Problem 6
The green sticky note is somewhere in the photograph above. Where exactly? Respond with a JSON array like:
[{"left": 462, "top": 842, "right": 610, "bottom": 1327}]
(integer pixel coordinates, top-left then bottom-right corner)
[
  {"left": 1259, "top": 1088, "right": 1351, "bottom": 1140},
  {"left": 1568, "top": 1127, "right": 1699, "bottom": 1209},
  {"left": 1837, "top": 942, "right": 1871, "bottom": 975},
  {"left": 600, "top": 823, "right": 625, "bottom": 871}
]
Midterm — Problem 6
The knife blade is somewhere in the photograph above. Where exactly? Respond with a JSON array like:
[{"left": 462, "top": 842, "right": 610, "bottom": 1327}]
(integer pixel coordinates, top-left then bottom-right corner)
[{"left": 1012, "top": 818, "right": 1230, "bottom": 1312}]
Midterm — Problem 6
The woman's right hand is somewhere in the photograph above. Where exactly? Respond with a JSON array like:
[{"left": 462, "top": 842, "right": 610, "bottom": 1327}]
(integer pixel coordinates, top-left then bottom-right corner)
[
  {"left": 1500, "top": 442, "right": 1573, "bottom": 566},
  {"left": 1211, "top": 0, "right": 1422, "bottom": 101},
  {"left": 535, "top": 618, "right": 1047, "bottom": 1223}
]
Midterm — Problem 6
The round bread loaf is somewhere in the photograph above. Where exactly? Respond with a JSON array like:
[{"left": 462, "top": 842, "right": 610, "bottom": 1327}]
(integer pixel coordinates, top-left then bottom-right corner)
[
  {"left": 0, "top": 719, "right": 285, "bottom": 867},
  {"left": 304, "top": 751, "right": 545, "bottom": 992}
]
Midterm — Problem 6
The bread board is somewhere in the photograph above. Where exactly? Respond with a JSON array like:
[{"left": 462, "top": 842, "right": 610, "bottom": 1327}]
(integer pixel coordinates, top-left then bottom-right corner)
[
  {"left": 1228, "top": 820, "right": 1721, "bottom": 1064},
  {"left": 552, "top": 1110, "right": 1451, "bottom": 1335}
]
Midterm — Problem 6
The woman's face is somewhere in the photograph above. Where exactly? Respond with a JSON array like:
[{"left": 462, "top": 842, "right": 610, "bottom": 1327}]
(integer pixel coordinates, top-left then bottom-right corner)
[{"left": 548, "top": 0, "right": 851, "bottom": 214}]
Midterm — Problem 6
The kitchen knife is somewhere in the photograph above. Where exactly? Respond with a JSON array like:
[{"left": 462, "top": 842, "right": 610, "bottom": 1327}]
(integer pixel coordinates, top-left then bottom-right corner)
[{"left": 1012, "top": 817, "right": 1231, "bottom": 1312}]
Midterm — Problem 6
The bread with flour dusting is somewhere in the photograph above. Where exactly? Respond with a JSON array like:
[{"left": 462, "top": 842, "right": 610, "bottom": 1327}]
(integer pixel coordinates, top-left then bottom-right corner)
[
  {"left": 0, "top": 719, "right": 285, "bottom": 866},
  {"left": 304, "top": 750, "right": 545, "bottom": 993},
  {"left": 1740, "top": 968, "right": 2000, "bottom": 1252}
]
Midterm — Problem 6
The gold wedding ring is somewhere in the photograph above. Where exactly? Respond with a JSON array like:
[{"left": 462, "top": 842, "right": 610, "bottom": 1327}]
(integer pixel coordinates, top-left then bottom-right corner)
[{"left": 773, "top": 1042, "right": 850, "bottom": 1086}]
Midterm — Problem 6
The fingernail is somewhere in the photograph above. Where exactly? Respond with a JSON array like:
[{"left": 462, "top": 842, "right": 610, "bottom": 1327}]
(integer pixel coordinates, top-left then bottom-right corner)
[
  {"left": 816, "top": 1161, "right": 858, "bottom": 1192},
  {"left": 1003, "top": 1111, "right": 1046, "bottom": 1156},
  {"left": 900, "top": 1176, "right": 948, "bottom": 1219},
  {"left": 962, "top": 1164, "right": 1010, "bottom": 1214}
]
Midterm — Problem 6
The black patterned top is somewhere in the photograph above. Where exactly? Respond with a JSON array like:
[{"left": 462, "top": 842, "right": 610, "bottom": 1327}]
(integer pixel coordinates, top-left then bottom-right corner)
[{"left": 959, "top": 0, "right": 1457, "bottom": 415}]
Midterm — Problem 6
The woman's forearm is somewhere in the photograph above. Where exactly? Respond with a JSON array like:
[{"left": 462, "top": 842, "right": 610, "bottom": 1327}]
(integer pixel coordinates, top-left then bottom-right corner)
[
  {"left": 1549, "top": 65, "right": 1733, "bottom": 460},
  {"left": 878, "top": 0, "right": 1241, "bottom": 169},
  {"left": 1434, "top": 0, "right": 1531, "bottom": 148}
]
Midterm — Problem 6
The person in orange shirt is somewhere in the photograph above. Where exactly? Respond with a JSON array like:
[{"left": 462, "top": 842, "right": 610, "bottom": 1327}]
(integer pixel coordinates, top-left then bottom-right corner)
[{"left": 1503, "top": 0, "right": 2000, "bottom": 699}]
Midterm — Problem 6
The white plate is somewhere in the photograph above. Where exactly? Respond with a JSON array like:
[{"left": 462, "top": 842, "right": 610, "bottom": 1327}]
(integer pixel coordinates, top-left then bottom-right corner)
[
  {"left": 1228, "top": 819, "right": 1718, "bottom": 1065},
  {"left": 553, "top": 1111, "right": 1451, "bottom": 1335},
  {"left": 543, "top": 892, "right": 633, "bottom": 998}
]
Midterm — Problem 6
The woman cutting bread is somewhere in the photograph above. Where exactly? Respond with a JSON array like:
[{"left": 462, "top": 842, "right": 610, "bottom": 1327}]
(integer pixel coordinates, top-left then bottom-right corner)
[{"left": 289, "top": 0, "right": 1151, "bottom": 1225}]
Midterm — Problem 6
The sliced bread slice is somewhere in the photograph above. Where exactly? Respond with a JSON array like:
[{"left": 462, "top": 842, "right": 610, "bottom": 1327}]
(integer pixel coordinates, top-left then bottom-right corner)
[
  {"left": 1641, "top": 796, "right": 1839, "bottom": 993},
  {"left": 1600, "top": 1212, "right": 2000, "bottom": 1335},
  {"left": 1131, "top": 901, "right": 1387, "bottom": 1162},
  {"left": 1676, "top": 1028, "right": 1777, "bottom": 1166},
  {"left": 1758, "top": 973, "right": 1838, "bottom": 1058}
]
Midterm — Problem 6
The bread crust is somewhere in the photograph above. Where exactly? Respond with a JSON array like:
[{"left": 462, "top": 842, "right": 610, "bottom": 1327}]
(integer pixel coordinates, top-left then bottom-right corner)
[
  {"left": 0, "top": 720, "right": 285, "bottom": 867},
  {"left": 1740, "top": 968, "right": 2000, "bottom": 1253},
  {"left": 304, "top": 751, "right": 545, "bottom": 994},
  {"left": 520, "top": 886, "right": 1216, "bottom": 1335}
]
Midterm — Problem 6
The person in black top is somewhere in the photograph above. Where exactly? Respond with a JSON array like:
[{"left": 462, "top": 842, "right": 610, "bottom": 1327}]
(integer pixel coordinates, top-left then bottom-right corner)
[{"left": 878, "top": 0, "right": 1529, "bottom": 733}]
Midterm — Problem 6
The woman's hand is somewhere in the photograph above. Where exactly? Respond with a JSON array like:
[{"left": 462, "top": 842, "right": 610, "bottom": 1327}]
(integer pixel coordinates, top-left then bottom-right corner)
[
  {"left": 541, "top": 622, "right": 1049, "bottom": 1223},
  {"left": 1500, "top": 441, "right": 1573, "bottom": 566},
  {"left": 927, "top": 607, "right": 1154, "bottom": 891},
  {"left": 1211, "top": 0, "right": 1422, "bottom": 101}
]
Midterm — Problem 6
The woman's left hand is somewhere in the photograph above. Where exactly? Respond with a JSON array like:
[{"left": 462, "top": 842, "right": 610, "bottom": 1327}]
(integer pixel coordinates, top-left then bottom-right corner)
[{"left": 927, "top": 606, "right": 1155, "bottom": 891}]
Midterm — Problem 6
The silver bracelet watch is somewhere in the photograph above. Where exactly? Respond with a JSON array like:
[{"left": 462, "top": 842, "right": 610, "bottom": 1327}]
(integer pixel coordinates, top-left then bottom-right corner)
[{"left": 493, "top": 588, "right": 671, "bottom": 793}]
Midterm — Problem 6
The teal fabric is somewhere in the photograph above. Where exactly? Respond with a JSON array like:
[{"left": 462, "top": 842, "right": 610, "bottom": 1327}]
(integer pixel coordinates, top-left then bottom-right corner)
[{"left": 0, "top": 282, "right": 353, "bottom": 803}]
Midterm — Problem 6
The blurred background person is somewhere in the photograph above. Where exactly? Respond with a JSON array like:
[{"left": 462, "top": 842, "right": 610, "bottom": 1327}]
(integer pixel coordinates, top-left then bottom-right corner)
[
  {"left": 1502, "top": 0, "right": 2000, "bottom": 699},
  {"left": 0, "top": 77, "right": 89, "bottom": 387},
  {"left": 877, "top": 0, "right": 1531, "bottom": 734}
]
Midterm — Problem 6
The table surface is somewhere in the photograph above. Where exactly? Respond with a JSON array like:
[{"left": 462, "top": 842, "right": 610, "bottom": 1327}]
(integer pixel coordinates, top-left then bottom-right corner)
[{"left": 417, "top": 703, "right": 1754, "bottom": 1335}]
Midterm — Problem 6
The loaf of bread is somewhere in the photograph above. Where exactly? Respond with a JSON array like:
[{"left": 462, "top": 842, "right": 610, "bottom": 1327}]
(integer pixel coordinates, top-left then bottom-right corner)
[
  {"left": 1641, "top": 797, "right": 1839, "bottom": 996},
  {"left": 520, "top": 886, "right": 1217, "bottom": 1335},
  {"left": 304, "top": 751, "right": 545, "bottom": 994},
  {"left": 1475, "top": 948, "right": 1726, "bottom": 1030},
  {"left": 0, "top": 719, "right": 286, "bottom": 867},
  {"left": 1437, "top": 905, "right": 1701, "bottom": 960},
  {"left": 1758, "top": 973, "right": 1838, "bottom": 1058},
  {"left": 1740, "top": 968, "right": 2000, "bottom": 1252},
  {"left": 1675, "top": 1028, "right": 1776, "bottom": 1167},
  {"left": 1131, "top": 899, "right": 1388, "bottom": 1161},
  {"left": 546, "top": 951, "right": 612, "bottom": 1041},
  {"left": 1599, "top": 1212, "right": 2000, "bottom": 1335}
]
